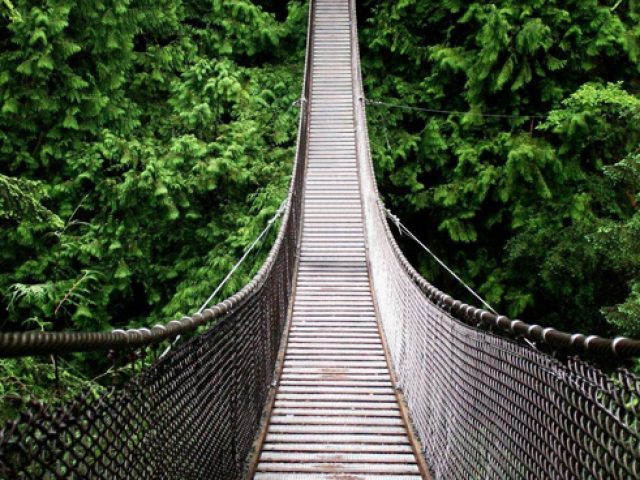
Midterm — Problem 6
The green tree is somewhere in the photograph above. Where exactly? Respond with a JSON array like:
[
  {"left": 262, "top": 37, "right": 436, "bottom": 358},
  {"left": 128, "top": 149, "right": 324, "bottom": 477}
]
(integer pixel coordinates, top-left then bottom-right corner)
[
  {"left": 360, "top": 0, "right": 640, "bottom": 336},
  {"left": 0, "top": 0, "right": 307, "bottom": 373}
]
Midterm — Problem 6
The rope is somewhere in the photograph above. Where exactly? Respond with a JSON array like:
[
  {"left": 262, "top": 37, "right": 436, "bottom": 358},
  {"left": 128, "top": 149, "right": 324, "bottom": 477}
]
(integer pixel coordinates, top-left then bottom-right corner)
[
  {"left": 198, "top": 200, "right": 286, "bottom": 313},
  {"left": 383, "top": 205, "right": 498, "bottom": 314},
  {"left": 367, "top": 99, "right": 547, "bottom": 120},
  {"left": 248, "top": 97, "right": 303, "bottom": 117},
  {"left": 160, "top": 200, "right": 286, "bottom": 357}
]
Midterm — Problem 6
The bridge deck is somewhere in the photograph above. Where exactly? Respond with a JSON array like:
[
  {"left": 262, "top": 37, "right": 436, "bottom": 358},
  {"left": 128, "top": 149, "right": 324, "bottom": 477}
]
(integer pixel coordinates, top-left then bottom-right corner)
[{"left": 254, "top": 1, "right": 421, "bottom": 478}]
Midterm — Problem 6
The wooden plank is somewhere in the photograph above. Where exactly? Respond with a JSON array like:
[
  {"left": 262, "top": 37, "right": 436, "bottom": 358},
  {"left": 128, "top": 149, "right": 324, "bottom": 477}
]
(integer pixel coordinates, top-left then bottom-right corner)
[
  {"left": 285, "top": 338, "right": 381, "bottom": 345},
  {"left": 263, "top": 433, "right": 412, "bottom": 446},
  {"left": 259, "top": 452, "right": 416, "bottom": 463},
  {"left": 270, "top": 408, "right": 401, "bottom": 417},
  {"left": 255, "top": 1, "right": 422, "bottom": 477},
  {"left": 273, "top": 394, "right": 399, "bottom": 403},
  {"left": 288, "top": 352, "right": 386, "bottom": 366},
  {"left": 273, "top": 401, "right": 398, "bottom": 410},
  {"left": 276, "top": 385, "right": 395, "bottom": 395},
  {"left": 288, "top": 328, "right": 381, "bottom": 335},
  {"left": 285, "top": 349, "right": 383, "bottom": 355},
  {"left": 267, "top": 425, "right": 407, "bottom": 435},
  {"left": 288, "top": 331, "right": 380, "bottom": 337},
  {"left": 255, "top": 474, "right": 421, "bottom": 480},
  {"left": 256, "top": 462, "right": 420, "bottom": 474},
  {"left": 290, "top": 314, "right": 377, "bottom": 319},
  {"left": 291, "top": 314, "right": 377, "bottom": 319},
  {"left": 297, "top": 280, "right": 370, "bottom": 288},
  {"left": 261, "top": 443, "right": 411, "bottom": 453},
  {"left": 278, "top": 376, "right": 392, "bottom": 384},
  {"left": 268, "top": 416, "right": 403, "bottom": 426},
  {"left": 288, "top": 331, "right": 380, "bottom": 336}
]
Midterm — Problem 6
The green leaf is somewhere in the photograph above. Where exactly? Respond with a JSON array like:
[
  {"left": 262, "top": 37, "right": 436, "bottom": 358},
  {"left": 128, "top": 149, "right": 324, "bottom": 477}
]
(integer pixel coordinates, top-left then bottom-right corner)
[{"left": 114, "top": 263, "right": 131, "bottom": 279}]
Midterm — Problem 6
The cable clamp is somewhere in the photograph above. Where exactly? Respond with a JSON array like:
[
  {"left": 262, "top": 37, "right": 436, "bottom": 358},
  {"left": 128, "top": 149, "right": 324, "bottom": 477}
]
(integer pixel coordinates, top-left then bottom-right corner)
[
  {"left": 268, "top": 201, "right": 287, "bottom": 226},
  {"left": 385, "top": 208, "right": 402, "bottom": 235}
]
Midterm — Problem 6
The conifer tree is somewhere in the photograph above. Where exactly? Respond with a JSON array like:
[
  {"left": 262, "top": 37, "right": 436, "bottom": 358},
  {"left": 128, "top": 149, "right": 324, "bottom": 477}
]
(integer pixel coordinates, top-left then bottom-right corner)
[{"left": 360, "top": 0, "right": 640, "bottom": 336}]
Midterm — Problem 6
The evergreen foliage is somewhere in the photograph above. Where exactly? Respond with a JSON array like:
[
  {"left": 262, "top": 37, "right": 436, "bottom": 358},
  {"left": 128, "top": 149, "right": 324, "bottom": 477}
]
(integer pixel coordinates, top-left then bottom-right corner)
[
  {"left": 1, "top": 0, "right": 640, "bottom": 414},
  {"left": 359, "top": 0, "right": 640, "bottom": 337},
  {"left": 0, "top": 0, "right": 306, "bottom": 332},
  {"left": 0, "top": 0, "right": 307, "bottom": 416}
]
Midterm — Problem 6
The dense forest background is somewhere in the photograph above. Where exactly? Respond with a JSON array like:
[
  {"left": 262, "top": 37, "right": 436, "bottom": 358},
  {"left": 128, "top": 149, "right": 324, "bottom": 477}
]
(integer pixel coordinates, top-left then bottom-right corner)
[
  {"left": 360, "top": 0, "right": 640, "bottom": 339},
  {"left": 0, "top": 0, "right": 307, "bottom": 417},
  {"left": 1, "top": 0, "right": 639, "bottom": 417}
]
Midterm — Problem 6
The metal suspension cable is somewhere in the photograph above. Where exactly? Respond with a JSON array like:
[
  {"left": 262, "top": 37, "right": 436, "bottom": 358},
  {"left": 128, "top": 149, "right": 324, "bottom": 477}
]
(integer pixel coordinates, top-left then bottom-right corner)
[
  {"left": 198, "top": 200, "right": 286, "bottom": 313},
  {"left": 366, "top": 98, "right": 547, "bottom": 119},
  {"left": 159, "top": 200, "right": 287, "bottom": 358},
  {"left": 383, "top": 205, "right": 498, "bottom": 314}
]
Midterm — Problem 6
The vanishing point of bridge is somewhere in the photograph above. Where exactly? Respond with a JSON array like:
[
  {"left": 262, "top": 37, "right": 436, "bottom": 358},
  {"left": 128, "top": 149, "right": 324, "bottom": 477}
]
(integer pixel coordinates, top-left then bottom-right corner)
[
  {"left": 253, "top": 0, "right": 424, "bottom": 476},
  {"left": 1, "top": 1, "right": 639, "bottom": 479}
]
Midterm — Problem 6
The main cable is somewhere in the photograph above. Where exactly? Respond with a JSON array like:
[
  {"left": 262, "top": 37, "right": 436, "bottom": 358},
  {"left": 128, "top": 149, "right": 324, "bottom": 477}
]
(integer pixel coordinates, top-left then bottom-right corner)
[{"left": 367, "top": 99, "right": 547, "bottom": 120}]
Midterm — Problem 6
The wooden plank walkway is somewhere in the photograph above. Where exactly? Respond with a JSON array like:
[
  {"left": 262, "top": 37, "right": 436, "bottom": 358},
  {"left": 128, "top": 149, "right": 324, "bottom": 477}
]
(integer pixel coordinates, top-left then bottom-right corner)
[{"left": 254, "top": 1, "right": 422, "bottom": 478}]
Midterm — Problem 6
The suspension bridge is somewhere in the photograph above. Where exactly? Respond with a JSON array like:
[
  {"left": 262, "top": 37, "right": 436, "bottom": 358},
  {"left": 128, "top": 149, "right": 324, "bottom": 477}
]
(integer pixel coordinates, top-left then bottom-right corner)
[{"left": 1, "top": 1, "right": 639, "bottom": 478}]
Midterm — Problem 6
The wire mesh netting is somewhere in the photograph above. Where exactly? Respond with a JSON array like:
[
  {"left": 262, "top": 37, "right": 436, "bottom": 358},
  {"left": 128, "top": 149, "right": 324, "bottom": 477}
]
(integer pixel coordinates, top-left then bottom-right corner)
[
  {"left": 1, "top": 282, "right": 282, "bottom": 478},
  {"left": 353, "top": 41, "right": 640, "bottom": 480},
  {"left": 367, "top": 247, "right": 640, "bottom": 478},
  {"left": 0, "top": 57, "right": 308, "bottom": 480},
  {"left": 369, "top": 265, "right": 640, "bottom": 478}
]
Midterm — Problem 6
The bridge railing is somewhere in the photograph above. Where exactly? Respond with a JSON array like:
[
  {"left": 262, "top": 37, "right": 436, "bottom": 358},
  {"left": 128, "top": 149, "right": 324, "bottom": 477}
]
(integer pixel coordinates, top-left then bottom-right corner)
[
  {"left": 350, "top": 1, "right": 639, "bottom": 478},
  {"left": 0, "top": 2, "right": 314, "bottom": 477}
]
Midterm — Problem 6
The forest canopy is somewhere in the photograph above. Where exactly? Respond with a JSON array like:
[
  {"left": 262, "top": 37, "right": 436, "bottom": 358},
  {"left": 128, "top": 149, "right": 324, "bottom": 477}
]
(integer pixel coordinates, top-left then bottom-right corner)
[
  {"left": 359, "top": 0, "right": 640, "bottom": 339},
  {"left": 0, "top": 0, "right": 307, "bottom": 417},
  {"left": 0, "top": 0, "right": 307, "bottom": 332},
  {"left": 0, "top": 0, "right": 639, "bottom": 416}
]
